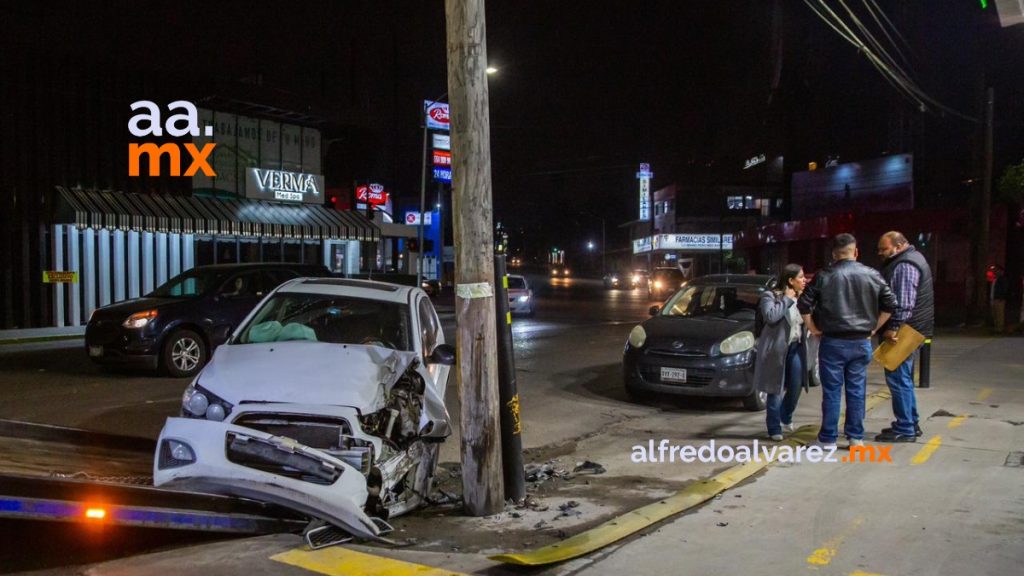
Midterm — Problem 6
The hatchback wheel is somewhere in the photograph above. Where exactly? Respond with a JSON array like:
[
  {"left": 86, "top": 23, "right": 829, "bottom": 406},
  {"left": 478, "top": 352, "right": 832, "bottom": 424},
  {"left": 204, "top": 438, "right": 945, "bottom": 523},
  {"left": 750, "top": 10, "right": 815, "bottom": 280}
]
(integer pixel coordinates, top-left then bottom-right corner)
[
  {"left": 162, "top": 329, "right": 207, "bottom": 378},
  {"left": 743, "top": 389, "right": 767, "bottom": 411}
]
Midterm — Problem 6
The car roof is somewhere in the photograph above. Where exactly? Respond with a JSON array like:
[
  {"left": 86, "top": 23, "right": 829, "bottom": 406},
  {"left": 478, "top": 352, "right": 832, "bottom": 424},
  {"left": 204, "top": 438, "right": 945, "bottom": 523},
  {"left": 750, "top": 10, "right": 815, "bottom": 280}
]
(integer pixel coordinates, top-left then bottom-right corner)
[
  {"left": 275, "top": 277, "right": 416, "bottom": 303},
  {"left": 688, "top": 274, "right": 775, "bottom": 287},
  {"left": 192, "top": 262, "right": 328, "bottom": 272}
]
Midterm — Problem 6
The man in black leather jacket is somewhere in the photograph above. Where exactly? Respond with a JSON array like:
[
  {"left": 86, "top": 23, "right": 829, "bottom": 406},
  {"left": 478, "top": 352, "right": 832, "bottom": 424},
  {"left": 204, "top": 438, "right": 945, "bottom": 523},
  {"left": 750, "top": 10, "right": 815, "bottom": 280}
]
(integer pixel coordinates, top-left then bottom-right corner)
[{"left": 798, "top": 234, "right": 897, "bottom": 448}]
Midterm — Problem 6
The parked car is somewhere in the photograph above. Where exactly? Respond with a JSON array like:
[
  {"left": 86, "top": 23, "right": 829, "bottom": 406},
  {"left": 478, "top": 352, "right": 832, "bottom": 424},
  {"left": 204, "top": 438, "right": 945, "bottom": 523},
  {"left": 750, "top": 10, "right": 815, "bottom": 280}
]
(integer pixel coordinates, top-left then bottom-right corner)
[
  {"left": 623, "top": 274, "right": 776, "bottom": 411},
  {"left": 85, "top": 262, "right": 330, "bottom": 378},
  {"left": 648, "top": 267, "right": 686, "bottom": 300},
  {"left": 154, "top": 277, "right": 454, "bottom": 541},
  {"left": 507, "top": 274, "right": 534, "bottom": 315}
]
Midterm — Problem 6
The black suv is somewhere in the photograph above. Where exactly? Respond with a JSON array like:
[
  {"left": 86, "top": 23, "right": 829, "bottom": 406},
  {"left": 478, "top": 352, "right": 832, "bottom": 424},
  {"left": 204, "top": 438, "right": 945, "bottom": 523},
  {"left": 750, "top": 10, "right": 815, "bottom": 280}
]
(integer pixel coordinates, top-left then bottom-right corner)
[{"left": 85, "top": 263, "right": 330, "bottom": 377}]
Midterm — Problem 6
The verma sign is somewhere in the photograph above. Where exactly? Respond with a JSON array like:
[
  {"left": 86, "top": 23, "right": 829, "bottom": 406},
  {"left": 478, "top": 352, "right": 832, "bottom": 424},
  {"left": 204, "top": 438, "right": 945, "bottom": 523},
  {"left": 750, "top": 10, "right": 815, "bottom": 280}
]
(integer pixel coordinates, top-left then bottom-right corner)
[{"left": 246, "top": 168, "right": 324, "bottom": 204}]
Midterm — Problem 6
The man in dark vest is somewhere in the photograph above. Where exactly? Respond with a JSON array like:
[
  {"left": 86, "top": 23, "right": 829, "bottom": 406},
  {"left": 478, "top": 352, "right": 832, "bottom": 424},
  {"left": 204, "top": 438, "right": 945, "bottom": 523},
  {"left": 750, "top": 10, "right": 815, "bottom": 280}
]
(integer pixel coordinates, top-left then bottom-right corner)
[{"left": 876, "top": 231, "right": 935, "bottom": 442}]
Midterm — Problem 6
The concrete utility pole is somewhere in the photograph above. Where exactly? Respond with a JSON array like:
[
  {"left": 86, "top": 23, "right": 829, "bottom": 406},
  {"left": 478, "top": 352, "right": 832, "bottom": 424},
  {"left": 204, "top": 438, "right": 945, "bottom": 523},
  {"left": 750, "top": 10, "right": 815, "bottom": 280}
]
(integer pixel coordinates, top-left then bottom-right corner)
[{"left": 445, "top": 0, "right": 504, "bottom": 516}]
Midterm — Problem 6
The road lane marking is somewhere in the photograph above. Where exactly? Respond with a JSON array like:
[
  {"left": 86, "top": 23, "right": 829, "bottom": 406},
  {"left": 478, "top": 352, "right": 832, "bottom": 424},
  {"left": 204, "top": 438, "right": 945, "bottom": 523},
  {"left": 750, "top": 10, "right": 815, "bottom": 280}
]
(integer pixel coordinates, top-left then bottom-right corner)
[
  {"left": 948, "top": 415, "right": 969, "bottom": 429},
  {"left": 976, "top": 388, "right": 992, "bottom": 401},
  {"left": 806, "top": 517, "right": 865, "bottom": 567},
  {"left": 491, "top": 390, "right": 892, "bottom": 566},
  {"left": 910, "top": 436, "right": 942, "bottom": 465},
  {"left": 272, "top": 547, "right": 468, "bottom": 576}
]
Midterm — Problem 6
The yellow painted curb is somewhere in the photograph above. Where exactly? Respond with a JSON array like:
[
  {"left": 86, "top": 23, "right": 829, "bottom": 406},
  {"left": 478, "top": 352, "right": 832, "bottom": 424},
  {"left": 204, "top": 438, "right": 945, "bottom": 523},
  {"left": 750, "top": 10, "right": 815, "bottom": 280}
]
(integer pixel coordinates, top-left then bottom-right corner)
[
  {"left": 490, "top": 389, "right": 891, "bottom": 566},
  {"left": 272, "top": 547, "right": 469, "bottom": 576}
]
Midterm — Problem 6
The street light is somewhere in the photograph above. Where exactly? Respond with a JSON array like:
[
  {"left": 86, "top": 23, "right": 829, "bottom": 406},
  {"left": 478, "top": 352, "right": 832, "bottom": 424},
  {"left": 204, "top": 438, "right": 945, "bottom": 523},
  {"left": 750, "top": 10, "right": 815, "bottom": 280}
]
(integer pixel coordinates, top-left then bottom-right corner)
[{"left": 587, "top": 241, "right": 595, "bottom": 250}]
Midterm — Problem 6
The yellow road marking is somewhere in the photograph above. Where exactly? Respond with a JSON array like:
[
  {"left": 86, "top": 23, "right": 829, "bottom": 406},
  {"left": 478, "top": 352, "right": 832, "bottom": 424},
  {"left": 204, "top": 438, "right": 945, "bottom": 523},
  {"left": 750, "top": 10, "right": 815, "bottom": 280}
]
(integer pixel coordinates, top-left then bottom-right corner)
[
  {"left": 272, "top": 547, "right": 468, "bottom": 576},
  {"left": 806, "top": 517, "right": 865, "bottom": 566},
  {"left": 911, "top": 435, "right": 942, "bottom": 465},
  {"left": 948, "top": 415, "right": 969, "bottom": 429},
  {"left": 976, "top": 388, "right": 992, "bottom": 401},
  {"left": 491, "top": 390, "right": 892, "bottom": 566}
]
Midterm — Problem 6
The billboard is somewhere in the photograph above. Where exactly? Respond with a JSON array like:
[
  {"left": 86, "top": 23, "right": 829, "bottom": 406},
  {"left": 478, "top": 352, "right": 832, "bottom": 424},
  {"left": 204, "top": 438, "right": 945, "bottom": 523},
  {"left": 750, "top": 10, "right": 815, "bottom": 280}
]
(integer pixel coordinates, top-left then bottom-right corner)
[
  {"left": 791, "top": 154, "right": 913, "bottom": 219},
  {"left": 425, "top": 101, "right": 450, "bottom": 131}
]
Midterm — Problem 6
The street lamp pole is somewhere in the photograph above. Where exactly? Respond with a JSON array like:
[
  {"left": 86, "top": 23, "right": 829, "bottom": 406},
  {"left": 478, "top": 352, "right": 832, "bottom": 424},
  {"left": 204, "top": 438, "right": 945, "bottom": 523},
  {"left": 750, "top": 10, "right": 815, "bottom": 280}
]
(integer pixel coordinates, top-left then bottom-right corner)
[{"left": 417, "top": 119, "right": 429, "bottom": 285}]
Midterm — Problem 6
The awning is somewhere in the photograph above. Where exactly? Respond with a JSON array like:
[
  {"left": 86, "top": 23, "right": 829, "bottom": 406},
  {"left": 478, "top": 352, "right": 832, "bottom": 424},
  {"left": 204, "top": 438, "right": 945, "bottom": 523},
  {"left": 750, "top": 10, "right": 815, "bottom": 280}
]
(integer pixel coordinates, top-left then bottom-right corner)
[{"left": 54, "top": 187, "right": 379, "bottom": 242}]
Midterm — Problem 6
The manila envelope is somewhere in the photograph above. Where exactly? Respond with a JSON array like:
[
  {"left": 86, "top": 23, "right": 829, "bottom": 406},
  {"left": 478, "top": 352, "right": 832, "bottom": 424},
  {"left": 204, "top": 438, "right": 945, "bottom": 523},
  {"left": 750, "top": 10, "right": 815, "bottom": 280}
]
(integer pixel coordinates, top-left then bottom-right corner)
[{"left": 873, "top": 323, "right": 927, "bottom": 371}]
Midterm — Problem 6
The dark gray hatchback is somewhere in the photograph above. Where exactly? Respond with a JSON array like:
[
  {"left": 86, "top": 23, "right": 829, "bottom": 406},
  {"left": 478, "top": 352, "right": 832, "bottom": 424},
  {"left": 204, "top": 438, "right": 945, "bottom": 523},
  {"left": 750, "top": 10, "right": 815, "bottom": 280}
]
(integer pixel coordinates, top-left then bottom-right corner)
[
  {"left": 85, "top": 263, "right": 330, "bottom": 377},
  {"left": 623, "top": 274, "right": 776, "bottom": 410}
]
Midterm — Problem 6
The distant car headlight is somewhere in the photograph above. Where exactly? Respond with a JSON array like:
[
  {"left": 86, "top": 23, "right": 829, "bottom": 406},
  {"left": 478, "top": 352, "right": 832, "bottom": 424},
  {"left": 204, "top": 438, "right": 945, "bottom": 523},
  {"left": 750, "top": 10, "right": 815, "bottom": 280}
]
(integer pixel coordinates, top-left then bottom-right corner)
[
  {"left": 632, "top": 275, "right": 640, "bottom": 283},
  {"left": 122, "top": 309, "right": 158, "bottom": 329},
  {"left": 653, "top": 280, "right": 663, "bottom": 289},
  {"left": 628, "top": 324, "right": 647, "bottom": 348},
  {"left": 517, "top": 295, "right": 529, "bottom": 302},
  {"left": 719, "top": 331, "right": 755, "bottom": 355},
  {"left": 564, "top": 269, "right": 570, "bottom": 276},
  {"left": 182, "top": 383, "right": 233, "bottom": 420}
]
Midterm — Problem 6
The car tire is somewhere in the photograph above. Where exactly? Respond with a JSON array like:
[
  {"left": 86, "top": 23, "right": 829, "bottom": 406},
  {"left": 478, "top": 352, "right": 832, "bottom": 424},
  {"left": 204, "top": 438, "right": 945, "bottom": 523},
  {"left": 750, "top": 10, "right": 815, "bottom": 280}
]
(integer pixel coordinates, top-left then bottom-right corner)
[
  {"left": 162, "top": 329, "right": 207, "bottom": 378},
  {"left": 742, "top": 389, "right": 767, "bottom": 411}
]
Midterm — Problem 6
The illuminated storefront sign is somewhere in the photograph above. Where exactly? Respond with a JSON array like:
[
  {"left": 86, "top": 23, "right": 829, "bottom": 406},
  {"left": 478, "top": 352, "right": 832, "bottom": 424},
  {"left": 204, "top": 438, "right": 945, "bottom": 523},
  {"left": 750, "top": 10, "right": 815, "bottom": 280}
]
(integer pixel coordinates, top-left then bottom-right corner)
[
  {"left": 637, "top": 163, "right": 653, "bottom": 221},
  {"left": 246, "top": 168, "right": 324, "bottom": 204}
]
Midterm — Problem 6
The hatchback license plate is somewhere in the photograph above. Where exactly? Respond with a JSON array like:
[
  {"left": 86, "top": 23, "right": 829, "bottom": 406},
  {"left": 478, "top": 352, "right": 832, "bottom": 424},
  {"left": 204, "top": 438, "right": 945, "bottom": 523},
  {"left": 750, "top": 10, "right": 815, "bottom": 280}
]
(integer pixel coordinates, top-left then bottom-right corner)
[
  {"left": 89, "top": 346, "right": 103, "bottom": 357},
  {"left": 660, "top": 367, "right": 687, "bottom": 383}
]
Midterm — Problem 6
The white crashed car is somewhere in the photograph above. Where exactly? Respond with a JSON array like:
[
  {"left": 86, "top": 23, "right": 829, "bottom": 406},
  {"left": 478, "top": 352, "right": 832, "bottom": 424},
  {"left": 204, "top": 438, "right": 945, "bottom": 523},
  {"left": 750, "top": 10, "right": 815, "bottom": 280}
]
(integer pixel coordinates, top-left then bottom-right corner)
[
  {"left": 507, "top": 274, "right": 533, "bottom": 316},
  {"left": 153, "top": 278, "right": 453, "bottom": 541}
]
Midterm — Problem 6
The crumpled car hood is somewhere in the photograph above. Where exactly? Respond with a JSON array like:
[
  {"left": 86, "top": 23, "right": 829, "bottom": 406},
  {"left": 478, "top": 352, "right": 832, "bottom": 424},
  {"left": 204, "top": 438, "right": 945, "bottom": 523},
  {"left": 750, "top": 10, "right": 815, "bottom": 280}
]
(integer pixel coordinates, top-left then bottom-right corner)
[{"left": 199, "top": 342, "right": 418, "bottom": 413}]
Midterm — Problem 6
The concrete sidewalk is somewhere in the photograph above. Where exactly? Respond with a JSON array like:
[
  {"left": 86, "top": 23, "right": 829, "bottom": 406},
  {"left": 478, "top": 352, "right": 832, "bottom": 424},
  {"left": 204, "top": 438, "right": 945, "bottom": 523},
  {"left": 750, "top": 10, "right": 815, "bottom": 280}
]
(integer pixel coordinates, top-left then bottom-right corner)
[{"left": 0, "top": 325, "right": 85, "bottom": 345}]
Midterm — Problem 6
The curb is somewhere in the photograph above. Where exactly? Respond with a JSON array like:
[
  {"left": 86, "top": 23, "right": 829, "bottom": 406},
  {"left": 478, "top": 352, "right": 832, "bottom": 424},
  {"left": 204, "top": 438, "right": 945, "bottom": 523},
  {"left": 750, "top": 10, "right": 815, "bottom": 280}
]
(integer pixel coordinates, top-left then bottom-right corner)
[{"left": 0, "top": 334, "right": 85, "bottom": 346}]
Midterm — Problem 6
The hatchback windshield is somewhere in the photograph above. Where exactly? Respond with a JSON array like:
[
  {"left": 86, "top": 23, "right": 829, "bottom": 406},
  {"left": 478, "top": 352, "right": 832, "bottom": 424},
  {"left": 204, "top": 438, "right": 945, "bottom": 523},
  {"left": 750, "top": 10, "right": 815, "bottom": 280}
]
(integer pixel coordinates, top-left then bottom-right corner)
[
  {"left": 661, "top": 284, "right": 765, "bottom": 319},
  {"left": 508, "top": 277, "right": 527, "bottom": 290},
  {"left": 236, "top": 292, "right": 410, "bottom": 350},
  {"left": 150, "top": 268, "right": 228, "bottom": 298}
]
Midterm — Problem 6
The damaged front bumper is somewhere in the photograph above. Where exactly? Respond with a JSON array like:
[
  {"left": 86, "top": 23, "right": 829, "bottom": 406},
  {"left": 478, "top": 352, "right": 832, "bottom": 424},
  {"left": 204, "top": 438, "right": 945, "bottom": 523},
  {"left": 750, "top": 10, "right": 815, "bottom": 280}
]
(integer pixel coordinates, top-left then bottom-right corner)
[{"left": 154, "top": 417, "right": 387, "bottom": 541}]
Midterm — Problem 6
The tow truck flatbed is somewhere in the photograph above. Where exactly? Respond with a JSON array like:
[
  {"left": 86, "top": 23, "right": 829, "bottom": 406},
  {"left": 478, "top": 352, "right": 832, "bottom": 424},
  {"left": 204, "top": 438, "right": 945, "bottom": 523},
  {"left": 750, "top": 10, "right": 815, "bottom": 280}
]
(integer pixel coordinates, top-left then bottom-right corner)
[{"left": 0, "top": 419, "right": 306, "bottom": 534}]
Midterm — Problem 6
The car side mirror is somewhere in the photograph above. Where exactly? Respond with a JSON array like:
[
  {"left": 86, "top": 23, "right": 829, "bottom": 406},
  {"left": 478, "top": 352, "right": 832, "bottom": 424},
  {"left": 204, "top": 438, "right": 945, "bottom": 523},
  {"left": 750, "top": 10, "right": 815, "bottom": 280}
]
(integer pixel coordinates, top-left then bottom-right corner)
[
  {"left": 428, "top": 343, "right": 456, "bottom": 365},
  {"left": 649, "top": 305, "right": 661, "bottom": 316}
]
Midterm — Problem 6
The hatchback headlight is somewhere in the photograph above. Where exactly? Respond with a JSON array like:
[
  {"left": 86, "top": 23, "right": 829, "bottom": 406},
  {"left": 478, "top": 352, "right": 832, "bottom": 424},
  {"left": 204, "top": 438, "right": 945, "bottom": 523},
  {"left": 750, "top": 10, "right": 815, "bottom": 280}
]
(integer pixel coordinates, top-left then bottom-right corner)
[
  {"left": 719, "top": 331, "right": 755, "bottom": 355},
  {"left": 182, "top": 383, "right": 233, "bottom": 420},
  {"left": 122, "top": 309, "right": 158, "bottom": 329},
  {"left": 517, "top": 295, "right": 529, "bottom": 302},
  {"left": 628, "top": 324, "right": 647, "bottom": 348}
]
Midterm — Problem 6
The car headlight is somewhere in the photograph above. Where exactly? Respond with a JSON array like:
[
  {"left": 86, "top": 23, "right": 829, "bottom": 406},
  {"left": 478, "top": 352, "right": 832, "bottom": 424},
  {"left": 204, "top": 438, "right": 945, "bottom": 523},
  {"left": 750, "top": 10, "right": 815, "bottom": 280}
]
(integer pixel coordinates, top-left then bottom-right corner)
[
  {"left": 719, "top": 331, "right": 755, "bottom": 355},
  {"left": 122, "top": 309, "right": 158, "bottom": 329},
  {"left": 182, "top": 383, "right": 233, "bottom": 421},
  {"left": 517, "top": 295, "right": 529, "bottom": 302},
  {"left": 653, "top": 280, "right": 663, "bottom": 289},
  {"left": 632, "top": 275, "right": 640, "bottom": 283},
  {"left": 628, "top": 324, "right": 647, "bottom": 348}
]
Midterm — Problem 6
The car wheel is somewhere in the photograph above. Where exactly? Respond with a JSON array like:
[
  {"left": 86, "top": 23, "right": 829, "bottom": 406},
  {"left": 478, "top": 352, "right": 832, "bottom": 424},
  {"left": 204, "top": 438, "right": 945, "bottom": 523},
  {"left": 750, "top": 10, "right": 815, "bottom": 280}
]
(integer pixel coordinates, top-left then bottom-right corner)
[
  {"left": 162, "top": 329, "right": 207, "bottom": 378},
  {"left": 742, "top": 389, "right": 767, "bottom": 411}
]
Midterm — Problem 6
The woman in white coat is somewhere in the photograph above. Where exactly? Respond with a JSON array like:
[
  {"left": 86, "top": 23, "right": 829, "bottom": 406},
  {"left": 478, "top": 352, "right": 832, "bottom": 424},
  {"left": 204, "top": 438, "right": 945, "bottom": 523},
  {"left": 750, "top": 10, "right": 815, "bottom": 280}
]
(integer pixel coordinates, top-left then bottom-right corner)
[{"left": 754, "top": 264, "right": 808, "bottom": 441}]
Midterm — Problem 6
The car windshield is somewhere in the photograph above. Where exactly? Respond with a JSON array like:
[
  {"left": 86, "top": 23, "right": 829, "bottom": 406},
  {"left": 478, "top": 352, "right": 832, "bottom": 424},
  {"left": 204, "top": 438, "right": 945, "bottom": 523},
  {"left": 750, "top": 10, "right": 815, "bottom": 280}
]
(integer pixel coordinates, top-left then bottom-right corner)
[
  {"left": 150, "top": 268, "right": 228, "bottom": 298},
  {"left": 235, "top": 292, "right": 410, "bottom": 350},
  {"left": 508, "top": 277, "right": 526, "bottom": 289},
  {"left": 661, "top": 284, "right": 765, "bottom": 319}
]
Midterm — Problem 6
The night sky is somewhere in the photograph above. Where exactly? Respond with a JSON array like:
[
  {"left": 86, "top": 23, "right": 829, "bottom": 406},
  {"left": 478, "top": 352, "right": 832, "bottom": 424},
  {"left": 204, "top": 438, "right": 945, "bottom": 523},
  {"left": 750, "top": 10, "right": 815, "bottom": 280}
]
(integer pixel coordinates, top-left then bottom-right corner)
[{"left": 6, "top": 1, "right": 1022, "bottom": 262}]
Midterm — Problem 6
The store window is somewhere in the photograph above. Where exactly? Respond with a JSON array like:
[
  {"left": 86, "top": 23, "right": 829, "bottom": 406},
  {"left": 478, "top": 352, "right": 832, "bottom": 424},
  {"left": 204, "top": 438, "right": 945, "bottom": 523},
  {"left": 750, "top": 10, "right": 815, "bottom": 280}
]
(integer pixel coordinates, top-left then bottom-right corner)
[
  {"left": 239, "top": 238, "right": 261, "bottom": 263},
  {"left": 195, "top": 237, "right": 215, "bottom": 266},
  {"left": 304, "top": 241, "right": 321, "bottom": 265},
  {"left": 283, "top": 239, "right": 302, "bottom": 263},
  {"left": 263, "top": 238, "right": 282, "bottom": 262},
  {"left": 216, "top": 238, "right": 238, "bottom": 264}
]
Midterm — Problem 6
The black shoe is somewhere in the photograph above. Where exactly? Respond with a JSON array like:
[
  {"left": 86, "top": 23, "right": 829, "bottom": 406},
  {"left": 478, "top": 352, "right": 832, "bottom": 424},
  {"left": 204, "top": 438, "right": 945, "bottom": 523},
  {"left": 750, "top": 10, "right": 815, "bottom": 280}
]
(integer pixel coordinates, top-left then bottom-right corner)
[
  {"left": 874, "top": 430, "right": 918, "bottom": 443},
  {"left": 881, "top": 423, "right": 922, "bottom": 437}
]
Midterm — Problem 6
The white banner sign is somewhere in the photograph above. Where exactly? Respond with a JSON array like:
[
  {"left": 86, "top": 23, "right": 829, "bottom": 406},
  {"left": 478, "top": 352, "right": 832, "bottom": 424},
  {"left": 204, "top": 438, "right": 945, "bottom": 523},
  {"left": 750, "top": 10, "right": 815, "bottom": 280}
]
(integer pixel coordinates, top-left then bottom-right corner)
[
  {"left": 637, "top": 163, "right": 653, "bottom": 221},
  {"left": 632, "top": 237, "right": 652, "bottom": 254},
  {"left": 404, "top": 211, "right": 433, "bottom": 226},
  {"left": 432, "top": 133, "right": 450, "bottom": 151},
  {"left": 653, "top": 233, "right": 734, "bottom": 251}
]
